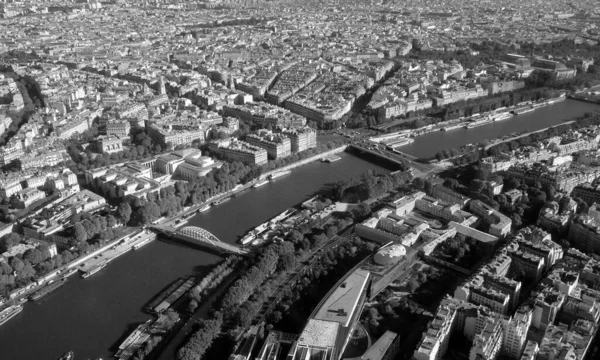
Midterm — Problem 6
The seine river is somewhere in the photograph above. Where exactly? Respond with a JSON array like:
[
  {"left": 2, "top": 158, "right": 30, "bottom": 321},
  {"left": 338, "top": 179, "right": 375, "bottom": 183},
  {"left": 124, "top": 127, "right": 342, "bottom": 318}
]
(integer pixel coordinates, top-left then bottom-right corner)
[
  {"left": 2, "top": 99, "right": 598, "bottom": 359},
  {"left": 399, "top": 99, "right": 600, "bottom": 158},
  {"left": 0, "top": 154, "right": 392, "bottom": 360}
]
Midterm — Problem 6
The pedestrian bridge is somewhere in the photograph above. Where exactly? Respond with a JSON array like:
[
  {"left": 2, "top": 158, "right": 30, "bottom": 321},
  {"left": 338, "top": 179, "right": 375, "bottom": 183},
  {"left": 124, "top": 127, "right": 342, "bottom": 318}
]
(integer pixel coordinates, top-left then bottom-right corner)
[{"left": 154, "top": 224, "right": 248, "bottom": 255}]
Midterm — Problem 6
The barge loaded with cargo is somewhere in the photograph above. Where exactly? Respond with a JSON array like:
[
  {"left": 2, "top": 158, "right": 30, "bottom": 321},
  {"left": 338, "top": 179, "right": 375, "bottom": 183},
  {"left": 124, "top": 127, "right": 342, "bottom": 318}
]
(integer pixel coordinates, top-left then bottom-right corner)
[
  {"left": 145, "top": 276, "right": 196, "bottom": 314},
  {"left": 29, "top": 278, "right": 68, "bottom": 301}
]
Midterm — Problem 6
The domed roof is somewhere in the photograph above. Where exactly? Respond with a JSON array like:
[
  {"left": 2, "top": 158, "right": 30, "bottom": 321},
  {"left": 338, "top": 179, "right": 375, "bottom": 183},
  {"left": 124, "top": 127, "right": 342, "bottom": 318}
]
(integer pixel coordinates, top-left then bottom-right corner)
[{"left": 374, "top": 244, "right": 406, "bottom": 265}]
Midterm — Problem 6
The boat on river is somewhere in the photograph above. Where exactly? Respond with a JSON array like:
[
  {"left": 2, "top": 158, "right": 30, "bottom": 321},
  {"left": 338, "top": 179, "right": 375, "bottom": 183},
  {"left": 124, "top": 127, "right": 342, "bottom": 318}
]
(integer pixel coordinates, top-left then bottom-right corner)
[
  {"left": 30, "top": 278, "right": 68, "bottom": 301},
  {"left": 269, "top": 170, "right": 291, "bottom": 180},
  {"left": 253, "top": 179, "right": 269, "bottom": 188},
  {"left": 0, "top": 305, "right": 23, "bottom": 327},
  {"left": 465, "top": 117, "right": 494, "bottom": 128},
  {"left": 82, "top": 261, "right": 108, "bottom": 279},
  {"left": 493, "top": 112, "right": 513, "bottom": 121},
  {"left": 240, "top": 232, "right": 257, "bottom": 245},
  {"left": 197, "top": 204, "right": 211, "bottom": 212},
  {"left": 441, "top": 123, "right": 463, "bottom": 131},
  {"left": 213, "top": 197, "right": 231, "bottom": 206}
]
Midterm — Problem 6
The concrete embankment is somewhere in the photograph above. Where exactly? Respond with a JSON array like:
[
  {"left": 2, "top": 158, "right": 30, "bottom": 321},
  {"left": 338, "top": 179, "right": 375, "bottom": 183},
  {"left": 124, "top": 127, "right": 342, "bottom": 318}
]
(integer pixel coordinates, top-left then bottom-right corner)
[
  {"left": 568, "top": 94, "right": 600, "bottom": 105},
  {"left": 259, "top": 145, "right": 349, "bottom": 180},
  {"left": 77, "top": 231, "right": 157, "bottom": 273},
  {"left": 67, "top": 229, "right": 142, "bottom": 270},
  {"left": 484, "top": 121, "right": 576, "bottom": 151}
]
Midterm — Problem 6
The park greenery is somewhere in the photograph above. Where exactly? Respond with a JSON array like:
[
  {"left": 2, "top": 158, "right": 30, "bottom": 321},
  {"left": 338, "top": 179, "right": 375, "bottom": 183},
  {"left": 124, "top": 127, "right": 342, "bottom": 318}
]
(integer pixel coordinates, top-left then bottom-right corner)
[
  {"left": 268, "top": 238, "right": 377, "bottom": 332},
  {"left": 333, "top": 169, "right": 413, "bottom": 202},
  {"left": 0, "top": 70, "right": 42, "bottom": 146},
  {"left": 0, "top": 232, "right": 75, "bottom": 296},
  {"left": 66, "top": 126, "right": 169, "bottom": 173},
  {"left": 431, "top": 234, "right": 480, "bottom": 269},
  {"left": 187, "top": 256, "right": 239, "bottom": 313},
  {"left": 176, "top": 237, "right": 376, "bottom": 360}
]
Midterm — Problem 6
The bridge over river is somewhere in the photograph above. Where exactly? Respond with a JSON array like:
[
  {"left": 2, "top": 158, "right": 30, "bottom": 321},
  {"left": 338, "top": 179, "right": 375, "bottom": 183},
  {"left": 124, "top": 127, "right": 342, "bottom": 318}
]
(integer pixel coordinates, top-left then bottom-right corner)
[
  {"left": 349, "top": 143, "right": 435, "bottom": 175},
  {"left": 153, "top": 224, "right": 249, "bottom": 255}
]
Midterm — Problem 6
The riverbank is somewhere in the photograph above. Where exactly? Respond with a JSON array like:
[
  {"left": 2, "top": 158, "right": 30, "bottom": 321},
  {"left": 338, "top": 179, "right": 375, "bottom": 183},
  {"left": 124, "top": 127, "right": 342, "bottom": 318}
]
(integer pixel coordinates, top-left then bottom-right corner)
[
  {"left": 398, "top": 98, "right": 600, "bottom": 159},
  {"left": 17, "top": 145, "right": 350, "bottom": 297},
  {"left": 0, "top": 228, "right": 144, "bottom": 308},
  {"left": 0, "top": 154, "right": 392, "bottom": 360},
  {"left": 394, "top": 95, "right": 567, "bottom": 140},
  {"left": 258, "top": 145, "right": 348, "bottom": 180},
  {"left": 568, "top": 93, "right": 600, "bottom": 105},
  {"left": 483, "top": 120, "right": 576, "bottom": 150},
  {"left": 157, "top": 145, "right": 350, "bottom": 232}
]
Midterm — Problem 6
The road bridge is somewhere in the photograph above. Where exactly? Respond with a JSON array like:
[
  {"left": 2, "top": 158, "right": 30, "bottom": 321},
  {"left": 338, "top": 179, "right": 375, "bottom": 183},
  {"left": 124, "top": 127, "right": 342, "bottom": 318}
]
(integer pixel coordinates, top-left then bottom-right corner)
[
  {"left": 349, "top": 144, "right": 435, "bottom": 174},
  {"left": 153, "top": 224, "right": 248, "bottom": 255}
]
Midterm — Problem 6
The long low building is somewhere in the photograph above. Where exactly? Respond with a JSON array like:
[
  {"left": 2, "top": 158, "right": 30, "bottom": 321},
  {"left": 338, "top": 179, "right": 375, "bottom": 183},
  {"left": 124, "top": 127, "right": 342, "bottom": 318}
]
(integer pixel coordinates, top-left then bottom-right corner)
[{"left": 287, "top": 268, "right": 370, "bottom": 360}]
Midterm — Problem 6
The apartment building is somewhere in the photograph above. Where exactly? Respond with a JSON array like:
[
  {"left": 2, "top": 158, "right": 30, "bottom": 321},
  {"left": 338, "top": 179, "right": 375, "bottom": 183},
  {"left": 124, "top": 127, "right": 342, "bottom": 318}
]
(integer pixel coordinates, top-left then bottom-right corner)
[
  {"left": 209, "top": 139, "right": 268, "bottom": 166},
  {"left": 567, "top": 215, "right": 600, "bottom": 255},
  {"left": 431, "top": 184, "right": 470, "bottom": 207},
  {"left": 470, "top": 286, "right": 511, "bottom": 315},
  {"left": 106, "top": 119, "right": 131, "bottom": 137},
  {"left": 147, "top": 122, "right": 205, "bottom": 148},
  {"left": 520, "top": 341, "right": 539, "bottom": 360},
  {"left": 281, "top": 127, "right": 317, "bottom": 153},
  {"left": 469, "top": 316, "right": 504, "bottom": 360},
  {"left": 246, "top": 131, "right": 291, "bottom": 159},
  {"left": 469, "top": 200, "right": 512, "bottom": 237},
  {"left": 413, "top": 298, "right": 459, "bottom": 360},
  {"left": 501, "top": 307, "right": 532, "bottom": 360}
]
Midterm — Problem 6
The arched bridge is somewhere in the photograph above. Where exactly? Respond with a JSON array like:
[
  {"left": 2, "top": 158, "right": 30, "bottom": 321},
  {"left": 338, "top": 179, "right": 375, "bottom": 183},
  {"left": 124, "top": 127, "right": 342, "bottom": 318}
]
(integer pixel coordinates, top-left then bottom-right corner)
[{"left": 154, "top": 224, "right": 248, "bottom": 255}]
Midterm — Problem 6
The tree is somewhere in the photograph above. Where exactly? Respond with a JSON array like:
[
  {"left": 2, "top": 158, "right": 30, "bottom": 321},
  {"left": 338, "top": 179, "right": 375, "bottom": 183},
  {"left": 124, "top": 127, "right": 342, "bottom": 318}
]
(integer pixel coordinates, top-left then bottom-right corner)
[
  {"left": 164, "top": 309, "right": 180, "bottom": 330},
  {"left": 23, "top": 249, "right": 43, "bottom": 265},
  {"left": 469, "top": 179, "right": 486, "bottom": 194},
  {"left": 311, "top": 233, "right": 329, "bottom": 248},
  {"left": 9, "top": 257, "right": 24, "bottom": 273},
  {"left": 0, "top": 232, "right": 20, "bottom": 252},
  {"left": 133, "top": 202, "right": 161, "bottom": 225},
  {"left": 287, "top": 230, "right": 304, "bottom": 243},
  {"left": 511, "top": 214, "right": 522, "bottom": 228},
  {"left": 413, "top": 177, "right": 425, "bottom": 190},
  {"left": 443, "top": 178, "right": 460, "bottom": 190},
  {"left": 505, "top": 178, "right": 520, "bottom": 190},
  {"left": 73, "top": 223, "right": 88, "bottom": 243},
  {"left": 325, "top": 225, "right": 338, "bottom": 239},
  {"left": 407, "top": 278, "right": 420, "bottom": 293},
  {"left": 117, "top": 202, "right": 132, "bottom": 224},
  {"left": 106, "top": 214, "right": 117, "bottom": 228},
  {"left": 277, "top": 253, "right": 296, "bottom": 272},
  {"left": 0, "top": 262, "right": 12, "bottom": 275},
  {"left": 188, "top": 299, "right": 198, "bottom": 313}
]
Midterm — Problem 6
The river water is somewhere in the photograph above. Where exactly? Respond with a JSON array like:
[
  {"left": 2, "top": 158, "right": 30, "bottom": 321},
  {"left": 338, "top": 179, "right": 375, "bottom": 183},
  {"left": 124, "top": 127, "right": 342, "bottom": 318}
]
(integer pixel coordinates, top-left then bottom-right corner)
[
  {"left": 399, "top": 99, "right": 600, "bottom": 158},
  {"left": 0, "top": 153, "right": 391, "bottom": 360}
]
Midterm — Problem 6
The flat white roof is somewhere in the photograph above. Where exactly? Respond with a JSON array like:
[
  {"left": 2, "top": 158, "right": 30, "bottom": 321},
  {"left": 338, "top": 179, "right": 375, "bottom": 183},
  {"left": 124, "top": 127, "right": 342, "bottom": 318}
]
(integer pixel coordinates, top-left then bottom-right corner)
[
  {"left": 297, "top": 319, "right": 339, "bottom": 349},
  {"left": 313, "top": 268, "right": 370, "bottom": 327}
]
